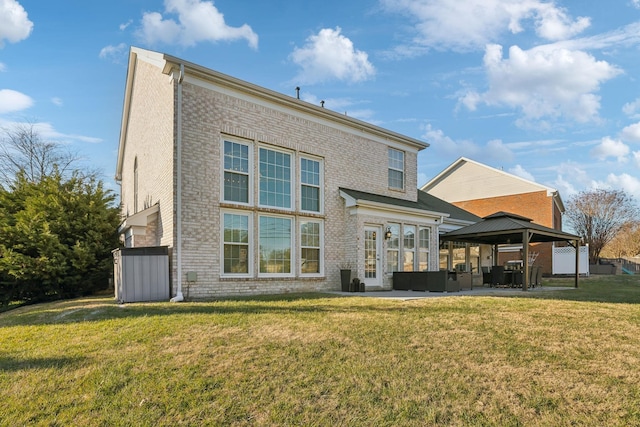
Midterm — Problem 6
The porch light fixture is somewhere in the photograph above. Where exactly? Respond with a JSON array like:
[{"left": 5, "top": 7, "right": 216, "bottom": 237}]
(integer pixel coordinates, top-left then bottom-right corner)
[{"left": 384, "top": 227, "right": 392, "bottom": 240}]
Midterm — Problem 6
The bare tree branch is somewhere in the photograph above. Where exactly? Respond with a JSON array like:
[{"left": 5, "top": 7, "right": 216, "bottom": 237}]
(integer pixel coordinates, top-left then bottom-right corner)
[
  {"left": 0, "top": 121, "right": 84, "bottom": 186},
  {"left": 565, "top": 189, "right": 640, "bottom": 264}
]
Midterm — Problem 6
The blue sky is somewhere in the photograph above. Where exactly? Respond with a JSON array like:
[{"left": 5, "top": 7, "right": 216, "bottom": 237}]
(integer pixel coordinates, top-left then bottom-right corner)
[{"left": 2, "top": 0, "right": 640, "bottom": 203}]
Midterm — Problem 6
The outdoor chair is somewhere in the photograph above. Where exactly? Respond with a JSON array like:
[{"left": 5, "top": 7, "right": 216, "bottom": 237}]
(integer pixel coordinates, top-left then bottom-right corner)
[
  {"left": 512, "top": 270, "right": 523, "bottom": 288},
  {"left": 528, "top": 266, "right": 541, "bottom": 287},
  {"left": 491, "top": 266, "right": 507, "bottom": 287},
  {"left": 534, "top": 266, "right": 543, "bottom": 287},
  {"left": 481, "top": 267, "right": 492, "bottom": 287}
]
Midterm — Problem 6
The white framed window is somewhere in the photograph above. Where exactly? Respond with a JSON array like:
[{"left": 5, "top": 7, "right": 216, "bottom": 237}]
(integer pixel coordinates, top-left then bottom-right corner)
[
  {"left": 403, "top": 225, "right": 415, "bottom": 271},
  {"left": 259, "top": 147, "right": 292, "bottom": 209},
  {"left": 222, "top": 139, "right": 251, "bottom": 204},
  {"left": 222, "top": 211, "right": 252, "bottom": 276},
  {"left": 386, "top": 223, "right": 400, "bottom": 273},
  {"left": 418, "top": 227, "right": 430, "bottom": 271},
  {"left": 300, "top": 156, "right": 323, "bottom": 213},
  {"left": 300, "top": 220, "right": 323, "bottom": 275},
  {"left": 259, "top": 215, "right": 293, "bottom": 276},
  {"left": 388, "top": 148, "right": 404, "bottom": 190}
]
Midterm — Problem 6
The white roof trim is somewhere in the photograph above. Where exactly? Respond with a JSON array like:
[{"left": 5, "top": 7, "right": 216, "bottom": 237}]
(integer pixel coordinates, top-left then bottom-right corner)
[{"left": 117, "top": 204, "right": 160, "bottom": 234}]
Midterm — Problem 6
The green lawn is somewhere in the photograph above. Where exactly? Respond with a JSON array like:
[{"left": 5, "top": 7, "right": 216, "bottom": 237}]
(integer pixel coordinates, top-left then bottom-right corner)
[{"left": 1, "top": 276, "right": 640, "bottom": 426}]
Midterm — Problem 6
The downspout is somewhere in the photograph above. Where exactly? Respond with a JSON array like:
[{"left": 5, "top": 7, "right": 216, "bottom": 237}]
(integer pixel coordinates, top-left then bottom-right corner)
[{"left": 170, "top": 63, "right": 185, "bottom": 302}]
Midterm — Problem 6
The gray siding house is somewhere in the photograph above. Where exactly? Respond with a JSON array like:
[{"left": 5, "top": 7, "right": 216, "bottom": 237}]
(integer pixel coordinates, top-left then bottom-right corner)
[{"left": 115, "top": 46, "right": 477, "bottom": 299}]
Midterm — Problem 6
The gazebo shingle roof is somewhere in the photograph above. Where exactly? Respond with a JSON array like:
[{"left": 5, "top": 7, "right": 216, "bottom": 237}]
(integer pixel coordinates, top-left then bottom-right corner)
[{"left": 440, "top": 211, "right": 580, "bottom": 245}]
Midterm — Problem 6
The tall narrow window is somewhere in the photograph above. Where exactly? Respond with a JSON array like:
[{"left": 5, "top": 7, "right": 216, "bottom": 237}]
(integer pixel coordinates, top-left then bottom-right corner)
[
  {"left": 418, "top": 227, "right": 430, "bottom": 271},
  {"left": 223, "top": 213, "right": 250, "bottom": 275},
  {"left": 223, "top": 140, "right": 250, "bottom": 203},
  {"left": 259, "top": 216, "right": 292, "bottom": 275},
  {"left": 386, "top": 223, "right": 400, "bottom": 273},
  {"left": 403, "top": 225, "right": 415, "bottom": 271},
  {"left": 259, "top": 148, "right": 291, "bottom": 209},
  {"left": 133, "top": 157, "right": 139, "bottom": 213},
  {"left": 300, "top": 220, "right": 322, "bottom": 274},
  {"left": 301, "top": 157, "right": 321, "bottom": 212},
  {"left": 388, "top": 148, "right": 404, "bottom": 190}
]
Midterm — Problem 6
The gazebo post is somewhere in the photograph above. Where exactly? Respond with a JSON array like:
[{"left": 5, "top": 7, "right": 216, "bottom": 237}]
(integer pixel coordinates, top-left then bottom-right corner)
[
  {"left": 574, "top": 239, "right": 580, "bottom": 288},
  {"left": 522, "top": 230, "right": 529, "bottom": 291}
]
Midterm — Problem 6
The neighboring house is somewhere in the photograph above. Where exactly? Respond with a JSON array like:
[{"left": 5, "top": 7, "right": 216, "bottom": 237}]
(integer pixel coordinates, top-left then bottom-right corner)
[
  {"left": 422, "top": 157, "right": 565, "bottom": 275},
  {"left": 115, "top": 47, "right": 477, "bottom": 299}
]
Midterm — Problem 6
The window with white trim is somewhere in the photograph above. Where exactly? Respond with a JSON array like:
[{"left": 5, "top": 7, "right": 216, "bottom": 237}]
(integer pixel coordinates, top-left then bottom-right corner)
[
  {"left": 223, "top": 140, "right": 250, "bottom": 203},
  {"left": 259, "top": 215, "right": 293, "bottom": 275},
  {"left": 388, "top": 148, "right": 404, "bottom": 190},
  {"left": 300, "top": 220, "right": 323, "bottom": 274},
  {"left": 386, "top": 223, "right": 400, "bottom": 273},
  {"left": 259, "top": 147, "right": 292, "bottom": 209},
  {"left": 300, "top": 157, "right": 322, "bottom": 213},
  {"left": 418, "top": 227, "right": 430, "bottom": 271},
  {"left": 222, "top": 212, "right": 250, "bottom": 275},
  {"left": 403, "top": 225, "right": 416, "bottom": 271}
]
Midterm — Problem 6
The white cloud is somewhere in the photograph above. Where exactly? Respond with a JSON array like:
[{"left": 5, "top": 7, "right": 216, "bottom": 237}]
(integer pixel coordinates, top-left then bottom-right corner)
[
  {"left": 621, "top": 122, "right": 640, "bottom": 142},
  {"left": 0, "top": 89, "right": 32, "bottom": 113},
  {"left": 632, "top": 0, "right": 640, "bottom": 9},
  {"left": 119, "top": 19, "right": 132, "bottom": 31},
  {"left": 533, "top": 3, "right": 591, "bottom": 41},
  {"left": 99, "top": 43, "right": 128, "bottom": 62},
  {"left": 421, "top": 125, "right": 515, "bottom": 162},
  {"left": 486, "top": 139, "right": 514, "bottom": 162},
  {"left": 508, "top": 164, "right": 535, "bottom": 182},
  {"left": 0, "top": 119, "right": 103, "bottom": 145},
  {"left": 623, "top": 98, "right": 640, "bottom": 118},
  {"left": 634, "top": 151, "right": 640, "bottom": 168},
  {"left": 0, "top": 0, "right": 33, "bottom": 47},
  {"left": 551, "top": 162, "right": 592, "bottom": 198},
  {"left": 0, "top": 62, "right": 5, "bottom": 72},
  {"left": 551, "top": 21, "right": 640, "bottom": 52},
  {"left": 51, "top": 97, "right": 63, "bottom": 107},
  {"left": 32, "top": 122, "right": 102, "bottom": 144},
  {"left": 460, "top": 44, "right": 621, "bottom": 126},
  {"left": 553, "top": 174, "right": 577, "bottom": 198},
  {"left": 379, "top": 0, "right": 589, "bottom": 53},
  {"left": 422, "top": 124, "right": 480, "bottom": 156},
  {"left": 596, "top": 173, "right": 640, "bottom": 200},
  {"left": 590, "top": 137, "right": 630, "bottom": 162},
  {"left": 290, "top": 27, "right": 375, "bottom": 84},
  {"left": 137, "top": 0, "right": 258, "bottom": 49}
]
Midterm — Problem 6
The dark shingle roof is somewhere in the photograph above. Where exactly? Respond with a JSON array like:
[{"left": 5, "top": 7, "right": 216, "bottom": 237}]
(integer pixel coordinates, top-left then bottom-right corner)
[
  {"left": 339, "top": 188, "right": 480, "bottom": 223},
  {"left": 441, "top": 211, "right": 580, "bottom": 245}
]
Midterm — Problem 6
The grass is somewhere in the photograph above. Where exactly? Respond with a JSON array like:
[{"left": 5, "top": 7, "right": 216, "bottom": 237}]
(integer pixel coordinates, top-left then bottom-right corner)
[{"left": 1, "top": 276, "right": 640, "bottom": 426}]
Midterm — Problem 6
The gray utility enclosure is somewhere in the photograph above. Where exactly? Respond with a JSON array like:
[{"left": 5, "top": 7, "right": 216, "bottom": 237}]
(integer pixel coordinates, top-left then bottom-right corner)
[{"left": 113, "top": 246, "right": 170, "bottom": 303}]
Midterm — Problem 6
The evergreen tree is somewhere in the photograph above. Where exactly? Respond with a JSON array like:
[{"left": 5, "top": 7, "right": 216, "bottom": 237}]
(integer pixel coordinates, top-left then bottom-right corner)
[{"left": 0, "top": 171, "right": 120, "bottom": 305}]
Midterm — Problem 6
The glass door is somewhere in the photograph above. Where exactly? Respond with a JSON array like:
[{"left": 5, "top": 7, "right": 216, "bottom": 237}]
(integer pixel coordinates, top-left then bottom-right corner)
[{"left": 364, "top": 226, "right": 382, "bottom": 287}]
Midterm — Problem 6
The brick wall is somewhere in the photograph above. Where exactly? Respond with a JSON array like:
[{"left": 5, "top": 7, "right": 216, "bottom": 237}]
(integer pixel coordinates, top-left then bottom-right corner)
[
  {"left": 119, "top": 59, "right": 175, "bottom": 252},
  {"left": 172, "top": 78, "right": 425, "bottom": 298},
  {"left": 120, "top": 56, "right": 436, "bottom": 298}
]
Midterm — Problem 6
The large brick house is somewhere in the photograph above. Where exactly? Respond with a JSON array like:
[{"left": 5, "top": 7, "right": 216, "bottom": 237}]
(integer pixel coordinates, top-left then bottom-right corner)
[
  {"left": 115, "top": 47, "right": 478, "bottom": 299},
  {"left": 422, "top": 157, "right": 565, "bottom": 275}
]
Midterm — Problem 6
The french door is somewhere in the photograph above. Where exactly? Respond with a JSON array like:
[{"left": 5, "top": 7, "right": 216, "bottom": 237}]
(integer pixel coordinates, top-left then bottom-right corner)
[{"left": 364, "top": 226, "right": 382, "bottom": 287}]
